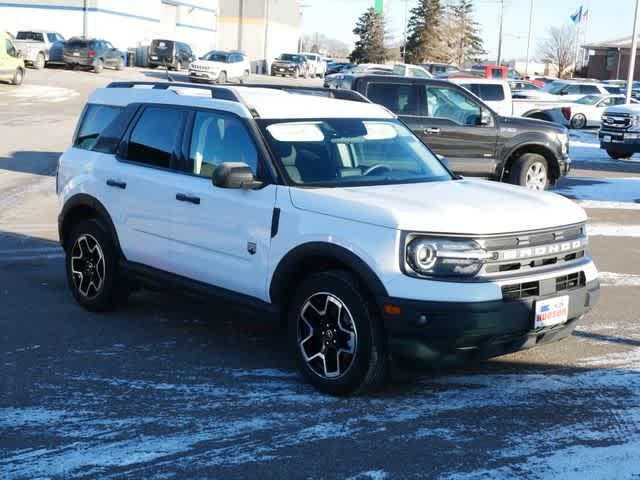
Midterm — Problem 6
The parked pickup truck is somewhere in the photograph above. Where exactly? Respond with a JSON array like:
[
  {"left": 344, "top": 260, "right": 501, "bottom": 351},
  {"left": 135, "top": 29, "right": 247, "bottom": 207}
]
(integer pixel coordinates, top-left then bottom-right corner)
[
  {"left": 599, "top": 103, "right": 640, "bottom": 160},
  {"left": 450, "top": 78, "right": 574, "bottom": 122},
  {"left": 14, "top": 30, "right": 65, "bottom": 69},
  {"left": 326, "top": 74, "right": 570, "bottom": 190}
]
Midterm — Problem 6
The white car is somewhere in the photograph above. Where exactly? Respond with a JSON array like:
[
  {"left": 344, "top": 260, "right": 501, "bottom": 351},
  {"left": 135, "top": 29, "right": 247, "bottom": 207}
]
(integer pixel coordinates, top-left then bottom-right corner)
[
  {"left": 544, "top": 95, "right": 639, "bottom": 129},
  {"left": 188, "top": 50, "right": 251, "bottom": 84},
  {"left": 541, "top": 80, "right": 610, "bottom": 102},
  {"left": 392, "top": 63, "right": 432, "bottom": 79},
  {"left": 57, "top": 81, "right": 599, "bottom": 395},
  {"left": 301, "top": 53, "right": 326, "bottom": 77},
  {"left": 450, "top": 78, "right": 513, "bottom": 116}
]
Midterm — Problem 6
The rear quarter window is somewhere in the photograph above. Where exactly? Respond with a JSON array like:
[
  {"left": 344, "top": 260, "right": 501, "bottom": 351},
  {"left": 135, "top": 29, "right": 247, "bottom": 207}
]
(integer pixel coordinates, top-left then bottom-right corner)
[
  {"left": 366, "top": 83, "right": 422, "bottom": 115},
  {"left": 74, "top": 104, "right": 123, "bottom": 151}
]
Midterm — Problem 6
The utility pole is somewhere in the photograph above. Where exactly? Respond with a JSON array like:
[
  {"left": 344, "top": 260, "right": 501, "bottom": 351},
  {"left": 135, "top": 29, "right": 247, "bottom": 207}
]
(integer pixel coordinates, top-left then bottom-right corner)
[
  {"left": 626, "top": 0, "right": 640, "bottom": 103},
  {"left": 263, "top": 0, "right": 270, "bottom": 74},
  {"left": 83, "top": 0, "right": 88, "bottom": 38},
  {"left": 496, "top": 0, "right": 505, "bottom": 65},
  {"left": 402, "top": 0, "right": 409, "bottom": 63},
  {"left": 524, "top": 0, "right": 534, "bottom": 79}
]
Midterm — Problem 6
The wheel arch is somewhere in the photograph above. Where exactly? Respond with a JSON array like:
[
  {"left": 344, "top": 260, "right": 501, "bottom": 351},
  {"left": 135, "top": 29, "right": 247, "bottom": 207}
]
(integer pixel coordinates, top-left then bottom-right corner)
[
  {"left": 269, "top": 242, "right": 388, "bottom": 315},
  {"left": 501, "top": 143, "right": 561, "bottom": 182},
  {"left": 522, "top": 110, "right": 553, "bottom": 122},
  {"left": 59, "top": 194, "right": 122, "bottom": 255}
]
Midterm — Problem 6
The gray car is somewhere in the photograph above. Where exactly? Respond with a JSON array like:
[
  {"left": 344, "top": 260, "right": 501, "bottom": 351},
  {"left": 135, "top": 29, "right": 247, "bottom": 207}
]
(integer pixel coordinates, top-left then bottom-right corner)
[{"left": 14, "top": 30, "right": 65, "bottom": 69}]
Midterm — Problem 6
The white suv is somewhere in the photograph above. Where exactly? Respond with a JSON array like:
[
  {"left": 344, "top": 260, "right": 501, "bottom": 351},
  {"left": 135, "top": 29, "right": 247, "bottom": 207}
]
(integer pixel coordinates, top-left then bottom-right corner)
[
  {"left": 57, "top": 82, "right": 600, "bottom": 395},
  {"left": 188, "top": 50, "right": 251, "bottom": 84}
]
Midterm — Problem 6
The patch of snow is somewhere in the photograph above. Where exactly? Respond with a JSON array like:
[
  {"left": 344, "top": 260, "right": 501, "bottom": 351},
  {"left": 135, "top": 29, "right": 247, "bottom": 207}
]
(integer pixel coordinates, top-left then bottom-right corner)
[
  {"left": 0, "top": 85, "right": 79, "bottom": 103},
  {"left": 578, "top": 200, "right": 640, "bottom": 210},
  {"left": 587, "top": 223, "right": 640, "bottom": 237},
  {"left": 553, "top": 177, "right": 640, "bottom": 203},
  {"left": 346, "top": 471, "right": 389, "bottom": 480},
  {"left": 598, "top": 271, "right": 640, "bottom": 287}
]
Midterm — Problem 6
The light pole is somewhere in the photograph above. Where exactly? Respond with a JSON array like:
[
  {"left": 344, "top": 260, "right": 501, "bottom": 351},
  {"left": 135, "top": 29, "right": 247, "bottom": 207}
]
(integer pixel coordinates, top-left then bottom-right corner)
[
  {"left": 524, "top": 0, "right": 534, "bottom": 79},
  {"left": 263, "top": 0, "right": 270, "bottom": 74},
  {"left": 626, "top": 0, "right": 640, "bottom": 103},
  {"left": 402, "top": 0, "right": 409, "bottom": 63},
  {"left": 496, "top": 0, "right": 505, "bottom": 65}
]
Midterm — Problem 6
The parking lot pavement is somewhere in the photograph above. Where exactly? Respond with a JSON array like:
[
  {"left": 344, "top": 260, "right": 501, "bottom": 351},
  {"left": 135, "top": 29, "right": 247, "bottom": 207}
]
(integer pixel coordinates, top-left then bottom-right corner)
[{"left": 1, "top": 68, "right": 640, "bottom": 479}]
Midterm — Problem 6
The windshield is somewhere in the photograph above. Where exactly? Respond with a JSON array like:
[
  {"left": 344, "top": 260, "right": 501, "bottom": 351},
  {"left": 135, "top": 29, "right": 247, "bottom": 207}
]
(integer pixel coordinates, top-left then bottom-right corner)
[
  {"left": 17, "top": 31, "right": 44, "bottom": 42},
  {"left": 202, "top": 51, "right": 228, "bottom": 62},
  {"left": 259, "top": 119, "right": 451, "bottom": 187},
  {"left": 280, "top": 54, "right": 303, "bottom": 62},
  {"left": 575, "top": 95, "right": 601, "bottom": 105}
]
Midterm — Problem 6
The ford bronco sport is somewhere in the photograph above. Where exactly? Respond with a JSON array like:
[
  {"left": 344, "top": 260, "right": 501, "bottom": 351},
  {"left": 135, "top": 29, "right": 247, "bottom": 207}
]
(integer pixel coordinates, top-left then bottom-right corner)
[{"left": 57, "top": 82, "right": 599, "bottom": 395}]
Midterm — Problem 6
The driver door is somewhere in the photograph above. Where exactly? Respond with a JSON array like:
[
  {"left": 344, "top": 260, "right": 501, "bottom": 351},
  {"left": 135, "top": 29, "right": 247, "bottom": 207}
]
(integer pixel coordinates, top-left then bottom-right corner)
[{"left": 418, "top": 85, "right": 498, "bottom": 177}]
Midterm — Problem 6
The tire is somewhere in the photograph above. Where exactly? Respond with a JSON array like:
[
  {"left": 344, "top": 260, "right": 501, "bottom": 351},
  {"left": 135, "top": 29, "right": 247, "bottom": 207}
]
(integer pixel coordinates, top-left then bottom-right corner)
[
  {"left": 607, "top": 150, "right": 633, "bottom": 160},
  {"left": 509, "top": 153, "right": 549, "bottom": 190},
  {"left": 293, "top": 68, "right": 299, "bottom": 79},
  {"left": 289, "top": 269, "right": 388, "bottom": 396},
  {"left": 239, "top": 70, "right": 250, "bottom": 84},
  {"left": 34, "top": 52, "right": 45, "bottom": 70},
  {"left": 217, "top": 71, "right": 227, "bottom": 84},
  {"left": 11, "top": 68, "right": 24, "bottom": 86},
  {"left": 148, "top": 64, "right": 158, "bottom": 69},
  {"left": 304, "top": 69, "right": 310, "bottom": 79},
  {"left": 570, "top": 113, "right": 587, "bottom": 129},
  {"left": 93, "top": 58, "right": 104, "bottom": 74},
  {"left": 65, "top": 219, "right": 129, "bottom": 312},
  {"left": 116, "top": 57, "right": 124, "bottom": 71}
]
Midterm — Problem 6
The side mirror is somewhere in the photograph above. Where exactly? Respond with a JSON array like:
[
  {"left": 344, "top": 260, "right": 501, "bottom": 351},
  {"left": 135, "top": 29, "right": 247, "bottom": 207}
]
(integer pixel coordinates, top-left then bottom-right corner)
[
  {"left": 212, "top": 162, "right": 263, "bottom": 190},
  {"left": 479, "top": 109, "right": 493, "bottom": 126}
]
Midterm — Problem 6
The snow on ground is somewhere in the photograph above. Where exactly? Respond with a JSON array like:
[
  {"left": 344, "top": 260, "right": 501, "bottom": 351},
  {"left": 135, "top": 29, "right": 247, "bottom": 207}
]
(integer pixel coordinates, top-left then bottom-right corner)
[
  {"left": 0, "top": 85, "right": 79, "bottom": 104},
  {"left": 587, "top": 223, "right": 640, "bottom": 237},
  {"left": 550, "top": 130, "right": 640, "bottom": 205}
]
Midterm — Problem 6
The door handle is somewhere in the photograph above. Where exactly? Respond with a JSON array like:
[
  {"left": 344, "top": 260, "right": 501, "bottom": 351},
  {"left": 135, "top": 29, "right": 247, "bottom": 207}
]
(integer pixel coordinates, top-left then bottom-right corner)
[
  {"left": 176, "top": 193, "right": 200, "bottom": 205},
  {"left": 106, "top": 179, "right": 127, "bottom": 189},
  {"left": 424, "top": 128, "right": 441, "bottom": 135}
]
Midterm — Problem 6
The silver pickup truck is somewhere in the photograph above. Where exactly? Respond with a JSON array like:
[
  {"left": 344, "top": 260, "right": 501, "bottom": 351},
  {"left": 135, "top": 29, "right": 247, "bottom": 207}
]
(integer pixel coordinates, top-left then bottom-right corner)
[{"left": 14, "top": 30, "right": 65, "bottom": 69}]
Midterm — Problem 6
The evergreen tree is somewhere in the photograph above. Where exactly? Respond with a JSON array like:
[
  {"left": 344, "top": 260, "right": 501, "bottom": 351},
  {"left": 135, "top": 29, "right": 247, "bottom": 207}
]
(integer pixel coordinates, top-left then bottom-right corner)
[
  {"left": 350, "top": 7, "right": 388, "bottom": 64},
  {"left": 448, "top": 0, "right": 485, "bottom": 66},
  {"left": 404, "top": 0, "right": 447, "bottom": 64}
]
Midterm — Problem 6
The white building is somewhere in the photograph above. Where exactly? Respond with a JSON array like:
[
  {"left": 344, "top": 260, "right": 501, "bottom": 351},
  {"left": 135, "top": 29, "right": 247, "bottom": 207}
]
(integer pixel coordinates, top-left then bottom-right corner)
[{"left": 0, "top": 0, "right": 301, "bottom": 68}]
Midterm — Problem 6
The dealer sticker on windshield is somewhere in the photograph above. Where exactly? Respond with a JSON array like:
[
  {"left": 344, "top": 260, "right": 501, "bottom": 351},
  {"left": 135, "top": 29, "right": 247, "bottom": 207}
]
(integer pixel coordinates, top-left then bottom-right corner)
[{"left": 534, "top": 296, "right": 569, "bottom": 329}]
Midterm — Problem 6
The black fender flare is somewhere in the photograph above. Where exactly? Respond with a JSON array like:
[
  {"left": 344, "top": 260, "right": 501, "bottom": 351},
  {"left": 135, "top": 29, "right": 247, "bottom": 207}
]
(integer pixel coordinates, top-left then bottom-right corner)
[
  {"left": 58, "top": 193, "right": 122, "bottom": 255},
  {"left": 498, "top": 136, "right": 562, "bottom": 181},
  {"left": 269, "top": 242, "right": 389, "bottom": 307}
]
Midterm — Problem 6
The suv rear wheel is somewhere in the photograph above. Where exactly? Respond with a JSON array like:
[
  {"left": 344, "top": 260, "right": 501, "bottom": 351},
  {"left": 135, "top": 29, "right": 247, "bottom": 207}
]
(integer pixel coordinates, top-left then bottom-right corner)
[
  {"left": 66, "top": 219, "right": 128, "bottom": 311},
  {"left": 93, "top": 59, "right": 104, "bottom": 74},
  {"left": 34, "top": 53, "right": 45, "bottom": 70},
  {"left": 510, "top": 153, "right": 549, "bottom": 190},
  {"left": 116, "top": 57, "right": 124, "bottom": 71},
  {"left": 289, "top": 270, "right": 388, "bottom": 395}
]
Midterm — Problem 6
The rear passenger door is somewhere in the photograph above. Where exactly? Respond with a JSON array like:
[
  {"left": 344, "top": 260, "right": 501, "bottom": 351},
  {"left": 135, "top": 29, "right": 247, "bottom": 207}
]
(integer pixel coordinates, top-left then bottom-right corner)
[
  {"left": 111, "top": 105, "right": 187, "bottom": 270},
  {"left": 168, "top": 109, "right": 277, "bottom": 301}
]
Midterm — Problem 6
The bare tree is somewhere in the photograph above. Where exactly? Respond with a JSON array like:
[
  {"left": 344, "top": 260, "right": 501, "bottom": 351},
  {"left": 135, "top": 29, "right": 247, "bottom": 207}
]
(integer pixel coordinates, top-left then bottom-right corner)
[{"left": 538, "top": 24, "right": 575, "bottom": 78}]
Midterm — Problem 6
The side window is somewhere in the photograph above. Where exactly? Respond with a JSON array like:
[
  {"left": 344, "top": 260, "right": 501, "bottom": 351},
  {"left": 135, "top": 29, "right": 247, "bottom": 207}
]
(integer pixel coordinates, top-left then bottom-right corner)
[
  {"left": 105, "top": 41, "right": 114, "bottom": 50},
  {"left": 581, "top": 85, "right": 600, "bottom": 94},
  {"left": 74, "top": 104, "right": 123, "bottom": 150},
  {"left": 491, "top": 68, "right": 503, "bottom": 79},
  {"left": 5, "top": 39, "right": 17, "bottom": 57},
  {"left": 478, "top": 84, "right": 505, "bottom": 101},
  {"left": 188, "top": 111, "right": 259, "bottom": 178},
  {"left": 566, "top": 85, "right": 581, "bottom": 95},
  {"left": 410, "top": 67, "right": 429, "bottom": 78},
  {"left": 56, "top": 33, "right": 65, "bottom": 42},
  {"left": 47, "top": 33, "right": 56, "bottom": 43},
  {"left": 426, "top": 86, "right": 481, "bottom": 126},
  {"left": 127, "top": 107, "right": 185, "bottom": 169},
  {"left": 366, "top": 83, "right": 421, "bottom": 115},
  {"left": 612, "top": 97, "right": 626, "bottom": 106}
]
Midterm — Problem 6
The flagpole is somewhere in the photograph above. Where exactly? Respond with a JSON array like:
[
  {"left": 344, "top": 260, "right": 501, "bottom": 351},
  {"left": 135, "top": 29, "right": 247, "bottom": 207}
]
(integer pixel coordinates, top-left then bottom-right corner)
[
  {"left": 626, "top": 0, "right": 640, "bottom": 103},
  {"left": 572, "top": 7, "right": 582, "bottom": 78}
]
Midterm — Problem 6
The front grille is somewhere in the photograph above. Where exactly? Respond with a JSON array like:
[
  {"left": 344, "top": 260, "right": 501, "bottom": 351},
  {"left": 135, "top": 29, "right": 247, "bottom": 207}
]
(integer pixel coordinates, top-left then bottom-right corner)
[
  {"left": 502, "top": 271, "right": 586, "bottom": 301},
  {"left": 476, "top": 223, "right": 587, "bottom": 278},
  {"left": 601, "top": 113, "right": 632, "bottom": 131},
  {"left": 190, "top": 64, "right": 211, "bottom": 72}
]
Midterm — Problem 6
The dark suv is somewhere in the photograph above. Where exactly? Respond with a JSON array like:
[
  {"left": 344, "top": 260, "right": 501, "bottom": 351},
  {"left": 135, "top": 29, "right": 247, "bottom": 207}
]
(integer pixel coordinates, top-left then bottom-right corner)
[
  {"left": 148, "top": 39, "right": 194, "bottom": 71},
  {"left": 63, "top": 38, "right": 125, "bottom": 73},
  {"left": 328, "top": 74, "right": 570, "bottom": 190},
  {"left": 270, "top": 53, "right": 309, "bottom": 78}
]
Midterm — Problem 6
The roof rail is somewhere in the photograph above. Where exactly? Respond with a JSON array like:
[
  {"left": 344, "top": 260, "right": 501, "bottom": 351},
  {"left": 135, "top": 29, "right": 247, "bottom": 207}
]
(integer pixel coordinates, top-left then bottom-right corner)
[
  {"left": 106, "top": 81, "right": 242, "bottom": 102},
  {"left": 231, "top": 84, "right": 372, "bottom": 103}
]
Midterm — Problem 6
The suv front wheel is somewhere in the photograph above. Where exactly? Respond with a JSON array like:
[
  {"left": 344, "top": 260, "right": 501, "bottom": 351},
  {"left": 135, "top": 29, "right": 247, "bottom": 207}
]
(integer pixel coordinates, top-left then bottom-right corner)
[
  {"left": 289, "top": 270, "right": 388, "bottom": 395},
  {"left": 65, "top": 219, "right": 128, "bottom": 311},
  {"left": 510, "top": 153, "right": 549, "bottom": 190}
]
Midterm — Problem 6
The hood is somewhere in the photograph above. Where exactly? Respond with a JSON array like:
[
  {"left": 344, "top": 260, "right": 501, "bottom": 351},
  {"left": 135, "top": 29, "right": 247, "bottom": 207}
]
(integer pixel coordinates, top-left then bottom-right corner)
[
  {"left": 289, "top": 179, "right": 586, "bottom": 235},
  {"left": 273, "top": 59, "right": 298, "bottom": 65},
  {"left": 498, "top": 114, "right": 567, "bottom": 134},
  {"left": 605, "top": 104, "right": 640, "bottom": 115}
]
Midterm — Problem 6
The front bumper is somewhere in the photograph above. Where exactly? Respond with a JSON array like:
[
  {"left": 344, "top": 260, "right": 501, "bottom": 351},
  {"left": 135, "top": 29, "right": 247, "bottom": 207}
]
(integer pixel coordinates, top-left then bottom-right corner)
[
  {"left": 63, "top": 55, "right": 94, "bottom": 66},
  {"left": 271, "top": 65, "right": 297, "bottom": 75},
  {"left": 188, "top": 70, "right": 218, "bottom": 81},
  {"left": 379, "top": 279, "right": 599, "bottom": 366},
  {"left": 599, "top": 130, "right": 640, "bottom": 153}
]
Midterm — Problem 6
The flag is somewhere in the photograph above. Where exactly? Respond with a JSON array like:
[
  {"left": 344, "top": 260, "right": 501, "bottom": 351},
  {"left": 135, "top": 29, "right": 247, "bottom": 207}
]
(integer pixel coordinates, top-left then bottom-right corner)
[
  {"left": 570, "top": 6, "right": 583, "bottom": 24},
  {"left": 582, "top": 9, "right": 589, "bottom": 23}
]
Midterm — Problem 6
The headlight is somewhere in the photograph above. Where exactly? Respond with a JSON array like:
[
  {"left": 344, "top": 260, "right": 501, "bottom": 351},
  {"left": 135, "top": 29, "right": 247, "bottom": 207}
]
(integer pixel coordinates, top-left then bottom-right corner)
[
  {"left": 557, "top": 132, "right": 569, "bottom": 155},
  {"left": 630, "top": 115, "right": 640, "bottom": 131},
  {"left": 405, "top": 237, "right": 492, "bottom": 277}
]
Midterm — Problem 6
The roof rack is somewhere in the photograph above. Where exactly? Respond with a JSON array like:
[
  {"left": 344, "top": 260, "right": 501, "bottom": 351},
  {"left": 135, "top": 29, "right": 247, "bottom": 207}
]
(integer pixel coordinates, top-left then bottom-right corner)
[{"left": 105, "top": 81, "right": 371, "bottom": 104}]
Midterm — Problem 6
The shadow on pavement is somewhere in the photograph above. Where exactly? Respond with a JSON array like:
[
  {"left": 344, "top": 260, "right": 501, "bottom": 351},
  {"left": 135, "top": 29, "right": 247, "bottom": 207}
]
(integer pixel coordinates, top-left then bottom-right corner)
[
  {"left": 573, "top": 330, "right": 640, "bottom": 347},
  {"left": 0, "top": 150, "right": 61, "bottom": 177}
]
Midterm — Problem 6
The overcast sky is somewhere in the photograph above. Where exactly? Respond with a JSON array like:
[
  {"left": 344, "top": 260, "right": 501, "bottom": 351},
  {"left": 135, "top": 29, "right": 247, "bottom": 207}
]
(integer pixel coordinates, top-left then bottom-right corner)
[{"left": 301, "top": 0, "right": 635, "bottom": 60}]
